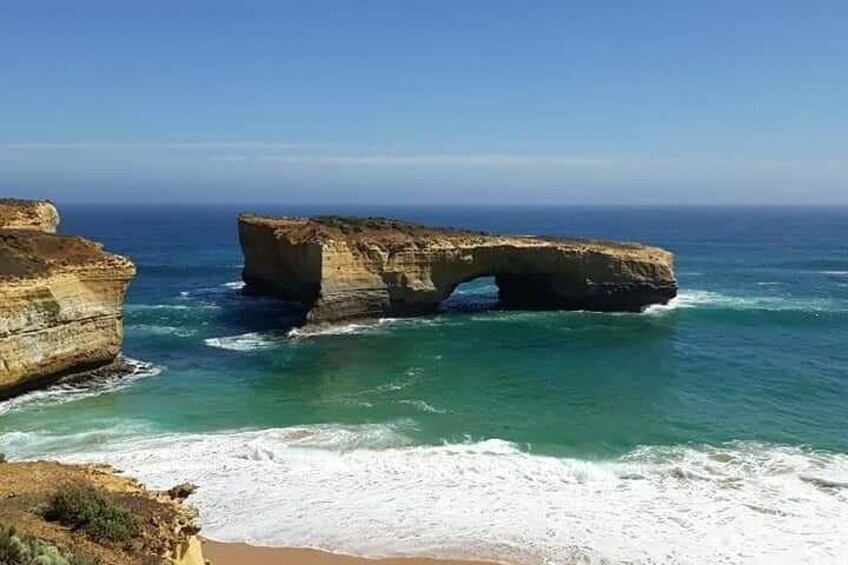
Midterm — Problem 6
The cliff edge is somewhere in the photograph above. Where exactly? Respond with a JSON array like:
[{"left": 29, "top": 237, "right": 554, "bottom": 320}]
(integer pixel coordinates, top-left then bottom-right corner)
[
  {"left": 0, "top": 200, "right": 136, "bottom": 399},
  {"left": 0, "top": 460, "right": 205, "bottom": 565},
  {"left": 239, "top": 214, "right": 677, "bottom": 325}
]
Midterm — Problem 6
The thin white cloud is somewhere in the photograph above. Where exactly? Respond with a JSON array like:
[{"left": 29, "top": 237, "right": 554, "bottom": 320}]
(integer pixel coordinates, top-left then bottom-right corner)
[
  {"left": 2, "top": 143, "right": 847, "bottom": 202},
  {"left": 2, "top": 142, "right": 310, "bottom": 150},
  {"left": 209, "top": 153, "right": 617, "bottom": 166},
  {"left": 3, "top": 143, "right": 844, "bottom": 176},
  {"left": 208, "top": 152, "right": 848, "bottom": 174}
]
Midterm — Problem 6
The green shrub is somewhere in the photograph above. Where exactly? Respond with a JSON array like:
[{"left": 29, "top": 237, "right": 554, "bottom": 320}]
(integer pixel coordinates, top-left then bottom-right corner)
[
  {"left": 0, "top": 524, "right": 99, "bottom": 565},
  {"left": 313, "top": 215, "right": 427, "bottom": 231},
  {"left": 43, "top": 484, "right": 139, "bottom": 546}
]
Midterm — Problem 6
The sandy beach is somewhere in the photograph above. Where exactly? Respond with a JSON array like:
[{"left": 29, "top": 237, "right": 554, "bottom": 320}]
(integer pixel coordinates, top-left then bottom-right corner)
[{"left": 202, "top": 540, "right": 502, "bottom": 565}]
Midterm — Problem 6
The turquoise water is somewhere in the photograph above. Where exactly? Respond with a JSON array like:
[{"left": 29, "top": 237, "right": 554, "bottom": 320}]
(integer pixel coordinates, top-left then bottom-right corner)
[{"left": 2, "top": 205, "right": 847, "bottom": 563}]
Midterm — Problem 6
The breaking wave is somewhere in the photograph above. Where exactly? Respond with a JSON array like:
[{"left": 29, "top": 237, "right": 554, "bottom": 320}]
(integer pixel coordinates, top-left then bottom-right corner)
[
  {"left": 173, "top": 280, "right": 246, "bottom": 302},
  {"left": 643, "top": 290, "right": 848, "bottom": 315},
  {"left": 203, "top": 332, "right": 285, "bottom": 352},
  {"left": 7, "top": 425, "right": 844, "bottom": 564},
  {"left": 286, "top": 318, "right": 399, "bottom": 339},
  {"left": 126, "top": 324, "right": 196, "bottom": 338}
]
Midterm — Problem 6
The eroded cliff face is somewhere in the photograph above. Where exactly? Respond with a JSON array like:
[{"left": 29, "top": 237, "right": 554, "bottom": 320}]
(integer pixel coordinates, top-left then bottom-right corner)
[
  {"left": 239, "top": 214, "right": 677, "bottom": 325},
  {"left": 0, "top": 200, "right": 135, "bottom": 399},
  {"left": 0, "top": 198, "right": 60, "bottom": 232}
]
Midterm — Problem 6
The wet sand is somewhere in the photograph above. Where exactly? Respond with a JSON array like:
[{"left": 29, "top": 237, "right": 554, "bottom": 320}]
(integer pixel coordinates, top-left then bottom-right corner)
[{"left": 202, "top": 540, "right": 502, "bottom": 565}]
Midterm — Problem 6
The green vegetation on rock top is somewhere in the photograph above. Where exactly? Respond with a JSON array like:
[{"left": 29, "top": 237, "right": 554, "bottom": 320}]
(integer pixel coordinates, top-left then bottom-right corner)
[
  {"left": 0, "top": 525, "right": 99, "bottom": 565},
  {"left": 313, "top": 215, "right": 423, "bottom": 230},
  {"left": 43, "top": 484, "right": 140, "bottom": 547}
]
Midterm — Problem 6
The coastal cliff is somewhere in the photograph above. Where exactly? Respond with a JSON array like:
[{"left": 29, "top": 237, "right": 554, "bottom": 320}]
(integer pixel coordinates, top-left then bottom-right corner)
[
  {"left": 0, "top": 461, "right": 205, "bottom": 565},
  {"left": 0, "top": 200, "right": 136, "bottom": 399},
  {"left": 239, "top": 214, "right": 677, "bottom": 325}
]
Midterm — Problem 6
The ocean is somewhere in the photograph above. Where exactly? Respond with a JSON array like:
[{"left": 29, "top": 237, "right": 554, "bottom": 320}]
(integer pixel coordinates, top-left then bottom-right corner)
[{"left": 1, "top": 205, "right": 847, "bottom": 564}]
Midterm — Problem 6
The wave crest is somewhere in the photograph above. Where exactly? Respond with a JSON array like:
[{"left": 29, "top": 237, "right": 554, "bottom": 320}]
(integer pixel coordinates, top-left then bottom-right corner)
[
  {"left": 644, "top": 290, "right": 848, "bottom": 315},
  {"left": 127, "top": 324, "right": 196, "bottom": 337},
  {"left": 204, "top": 332, "right": 283, "bottom": 352}
]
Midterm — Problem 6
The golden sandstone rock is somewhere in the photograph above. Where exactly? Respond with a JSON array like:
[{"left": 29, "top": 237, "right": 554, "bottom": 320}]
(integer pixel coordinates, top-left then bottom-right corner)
[
  {"left": 0, "top": 198, "right": 60, "bottom": 232},
  {"left": 0, "top": 199, "right": 135, "bottom": 399},
  {"left": 239, "top": 214, "right": 677, "bottom": 325}
]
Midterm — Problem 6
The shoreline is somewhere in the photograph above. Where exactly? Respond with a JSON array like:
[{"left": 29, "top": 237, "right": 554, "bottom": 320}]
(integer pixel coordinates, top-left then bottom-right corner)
[{"left": 202, "top": 540, "right": 506, "bottom": 565}]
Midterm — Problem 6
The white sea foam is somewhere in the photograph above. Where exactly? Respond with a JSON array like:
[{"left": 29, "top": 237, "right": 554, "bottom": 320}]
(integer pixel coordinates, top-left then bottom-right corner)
[
  {"left": 127, "top": 324, "right": 196, "bottom": 337},
  {"left": 222, "top": 281, "right": 246, "bottom": 290},
  {"left": 204, "top": 332, "right": 283, "bottom": 352},
  {"left": 642, "top": 291, "right": 709, "bottom": 315},
  {"left": 467, "top": 310, "right": 562, "bottom": 323},
  {"left": 211, "top": 321, "right": 423, "bottom": 349},
  {"left": 0, "top": 358, "right": 162, "bottom": 416},
  {"left": 820, "top": 271, "right": 848, "bottom": 276},
  {"left": 397, "top": 399, "right": 446, "bottom": 414},
  {"left": 287, "top": 318, "right": 400, "bottom": 339},
  {"left": 16, "top": 425, "right": 845, "bottom": 565},
  {"left": 287, "top": 324, "right": 372, "bottom": 338},
  {"left": 125, "top": 303, "right": 220, "bottom": 312},
  {"left": 329, "top": 369, "right": 421, "bottom": 405},
  {"left": 371, "top": 368, "right": 421, "bottom": 394},
  {"left": 0, "top": 421, "right": 158, "bottom": 454},
  {"left": 644, "top": 290, "right": 846, "bottom": 315}
]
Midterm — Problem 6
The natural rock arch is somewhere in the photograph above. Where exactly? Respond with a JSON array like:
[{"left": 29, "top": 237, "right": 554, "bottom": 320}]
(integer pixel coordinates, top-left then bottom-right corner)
[{"left": 238, "top": 214, "right": 678, "bottom": 325}]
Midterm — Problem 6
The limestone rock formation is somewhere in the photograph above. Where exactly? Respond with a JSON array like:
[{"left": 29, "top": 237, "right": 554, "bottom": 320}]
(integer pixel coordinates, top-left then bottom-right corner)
[
  {"left": 0, "top": 198, "right": 60, "bottom": 232},
  {"left": 239, "top": 214, "right": 677, "bottom": 325},
  {"left": 0, "top": 200, "right": 135, "bottom": 399}
]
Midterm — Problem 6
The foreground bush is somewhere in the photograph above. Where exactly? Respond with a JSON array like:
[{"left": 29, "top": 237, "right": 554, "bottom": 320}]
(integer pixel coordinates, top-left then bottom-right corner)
[
  {"left": 0, "top": 524, "right": 98, "bottom": 565},
  {"left": 43, "top": 484, "right": 139, "bottom": 546}
]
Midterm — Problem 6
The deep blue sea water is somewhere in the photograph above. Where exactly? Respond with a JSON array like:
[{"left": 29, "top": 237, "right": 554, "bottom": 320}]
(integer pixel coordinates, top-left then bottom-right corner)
[{"left": 1, "top": 205, "right": 847, "bottom": 564}]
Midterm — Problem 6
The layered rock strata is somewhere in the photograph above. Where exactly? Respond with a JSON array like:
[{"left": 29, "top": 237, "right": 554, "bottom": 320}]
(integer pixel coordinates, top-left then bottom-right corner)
[
  {"left": 0, "top": 200, "right": 135, "bottom": 399},
  {"left": 0, "top": 198, "right": 60, "bottom": 232},
  {"left": 239, "top": 214, "right": 677, "bottom": 325}
]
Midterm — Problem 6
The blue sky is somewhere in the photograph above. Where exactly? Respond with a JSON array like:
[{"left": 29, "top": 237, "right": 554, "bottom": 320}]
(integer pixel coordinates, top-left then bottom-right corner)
[{"left": 1, "top": 1, "right": 846, "bottom": 204}]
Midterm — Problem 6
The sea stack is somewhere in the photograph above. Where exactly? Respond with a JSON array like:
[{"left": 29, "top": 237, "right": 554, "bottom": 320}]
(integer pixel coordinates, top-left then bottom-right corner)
[
  {"left": 239, "top": 214, "right": 678, "bottom": 325},
  {"left": 0, "top": 199, "right": 136, "bottom": 399}
]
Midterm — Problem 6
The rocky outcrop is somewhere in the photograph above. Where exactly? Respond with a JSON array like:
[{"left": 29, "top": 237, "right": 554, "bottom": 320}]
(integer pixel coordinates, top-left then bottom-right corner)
[
  {"left": 0, "top": 460, "right": 206, "bottom": 565},
  {"left": 0, "top": 200, "right": 135, "bottom": 399},
  {"left": 239, "top": 214, "right": 677, "bottom": 325},
  {"left": 0, "top": 198, "right": 60, "bottom": 232}
]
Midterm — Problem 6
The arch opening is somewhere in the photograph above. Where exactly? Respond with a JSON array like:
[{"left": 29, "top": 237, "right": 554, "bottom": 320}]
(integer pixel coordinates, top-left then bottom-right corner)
[
  {"left": 438, "top": 272, "right": 568, "bottom": 314},
  {"left": 439, "top": 275, "right": 500, "bottom": 313}
]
